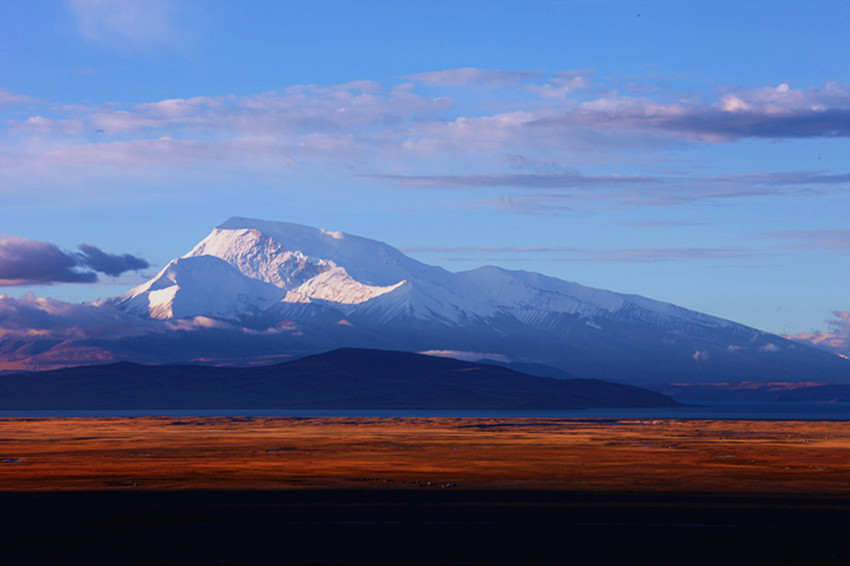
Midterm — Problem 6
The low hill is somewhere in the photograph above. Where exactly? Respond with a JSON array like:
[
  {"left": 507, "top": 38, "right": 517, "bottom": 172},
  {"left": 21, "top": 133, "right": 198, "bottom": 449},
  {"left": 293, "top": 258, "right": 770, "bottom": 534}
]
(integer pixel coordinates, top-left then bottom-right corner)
[{"left": 0, "top": 348, "right": 677, "bottom": 410}]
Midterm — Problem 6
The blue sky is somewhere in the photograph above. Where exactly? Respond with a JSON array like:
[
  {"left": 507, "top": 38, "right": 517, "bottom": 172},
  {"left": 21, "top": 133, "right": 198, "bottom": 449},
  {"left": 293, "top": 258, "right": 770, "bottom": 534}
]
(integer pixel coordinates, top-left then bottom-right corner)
[{"left": 1, "top": 0, "right": 848, "bottom": 350}]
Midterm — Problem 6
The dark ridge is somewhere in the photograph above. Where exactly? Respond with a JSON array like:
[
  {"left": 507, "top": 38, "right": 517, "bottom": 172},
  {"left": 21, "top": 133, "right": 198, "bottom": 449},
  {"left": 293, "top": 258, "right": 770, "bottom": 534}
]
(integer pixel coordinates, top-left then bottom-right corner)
[{"left": 0, "top": 347, "right": 677, "bottom": 410}]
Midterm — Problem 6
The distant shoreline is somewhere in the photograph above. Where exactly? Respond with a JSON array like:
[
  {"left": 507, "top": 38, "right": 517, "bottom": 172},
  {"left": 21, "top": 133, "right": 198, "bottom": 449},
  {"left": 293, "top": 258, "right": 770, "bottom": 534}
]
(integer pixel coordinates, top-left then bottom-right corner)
[{"left": 3, "top": 400, "right": 850, "bottom": 420}]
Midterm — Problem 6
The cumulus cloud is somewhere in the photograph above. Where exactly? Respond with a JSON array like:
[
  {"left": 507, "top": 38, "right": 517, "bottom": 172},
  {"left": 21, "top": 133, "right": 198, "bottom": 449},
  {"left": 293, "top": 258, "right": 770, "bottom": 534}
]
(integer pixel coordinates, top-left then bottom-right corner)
[
  {"left": 0, "top": 293, "right": 153, "bottom": 340},
  {"left": 786, "top": 312, "right": 850, "bottom": 358},
  {"left": 0, "top": 294, "right": 295, "bottom": 343},
  {"left": 0, "top": 237, "right": 148, "bottom": 285},
  {"left": 0, "top": 294, "right": 306, "bottom": 370},
  {"left": 720, "top": 82, "right": 850, "bottom": 113}
]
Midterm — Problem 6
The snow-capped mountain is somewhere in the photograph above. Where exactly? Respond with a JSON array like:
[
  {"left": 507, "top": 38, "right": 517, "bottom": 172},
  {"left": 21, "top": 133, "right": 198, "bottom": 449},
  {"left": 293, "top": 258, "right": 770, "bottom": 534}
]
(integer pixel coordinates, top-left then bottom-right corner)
[
  {"left": 112, "top": 217, "right": 737, "bottom": 330},
  {"left": 109, "top": 217, "right": 462, "bottom": 322},
  {"left": 98, "top": 217, "right": 848, "bottom": 388}
]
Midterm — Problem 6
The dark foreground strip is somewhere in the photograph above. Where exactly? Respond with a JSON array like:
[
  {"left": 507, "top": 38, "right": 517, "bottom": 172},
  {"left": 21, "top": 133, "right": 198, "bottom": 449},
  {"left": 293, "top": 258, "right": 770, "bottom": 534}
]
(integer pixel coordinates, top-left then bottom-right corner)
[{"left": 2, "top": 489, "right": 849, "bottom": 565}]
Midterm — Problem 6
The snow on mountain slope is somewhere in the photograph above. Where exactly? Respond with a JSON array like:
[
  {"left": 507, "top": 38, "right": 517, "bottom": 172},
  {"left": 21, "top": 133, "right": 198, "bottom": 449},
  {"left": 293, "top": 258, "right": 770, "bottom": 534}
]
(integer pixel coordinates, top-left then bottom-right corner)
[
  {"left": 454, "top": 265, "right": 742, "bottom": 333},
  {"left": 112, "top": 217, "right": 754, "bottom": 336},
  {"left": 107, "top": 255, "right": 285, "bottom": 320},
  {"left": 283, "top": 266, "right": 406, "bottom": 304},
  {"left": 351, "top": 276, "right": 501, "bottom": 324},
  {"left": 200, "top": 217, "right": 452, "bottom": 287},
  {"left": 176, "top": 218, "right": 497, "bottom": 323}
]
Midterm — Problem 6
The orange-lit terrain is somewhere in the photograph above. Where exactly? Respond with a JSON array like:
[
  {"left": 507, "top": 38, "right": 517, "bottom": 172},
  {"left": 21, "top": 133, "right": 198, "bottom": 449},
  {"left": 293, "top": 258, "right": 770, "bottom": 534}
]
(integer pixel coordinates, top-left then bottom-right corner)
[
  {"left": 2, "top": 416, "right": 849, "bottom": 493},
  {"left": 4, "top": 417, "right": 850, "bottom": 564}
]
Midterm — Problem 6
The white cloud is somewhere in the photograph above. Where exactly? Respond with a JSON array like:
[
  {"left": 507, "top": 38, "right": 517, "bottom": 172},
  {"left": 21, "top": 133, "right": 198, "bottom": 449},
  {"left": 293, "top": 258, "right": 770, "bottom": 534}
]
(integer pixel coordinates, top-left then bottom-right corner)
[
  {"left": 373, "top": 169, "right": 842, "bottom": 212},
  {"left": 527, "top": 70, "right": 593, "bottom": 99},
  {"left": 165, "top": 315, "right": 236, "bottom": 332},
  {"left": 420, "top": 350, "right": 510, "bottom": 363},
  {"left": 786, "top": 312, "right": 850, "bottom": 358},
  {"left": 722, "top": 81, "right": 850, "bottom": 113},
  {"left": 0, "top": 88, "right": 37, "bottom": 108},
  {"left": 4, "top": 73, "right": 850, "bottom": 210},
  {"left": 66, "top": 0, "right": 183, "bottom": 51},
  {"left": 762, "top": 229, "right": 850, "bottom": 252},
  {"left": 8, "top": 116, "right": 87, "bottom": 135},
  {"left": 402, "top": 243, "right": 754, "bottom": 264},
  {"left": 408, "top": 68, "right": 540, "bottom": 87},
  {"left": 693, "top": 350, "right": 710, "bottom": 362},
  {"left": 0, "top": 293, "right": 155, "bottom": 340}
]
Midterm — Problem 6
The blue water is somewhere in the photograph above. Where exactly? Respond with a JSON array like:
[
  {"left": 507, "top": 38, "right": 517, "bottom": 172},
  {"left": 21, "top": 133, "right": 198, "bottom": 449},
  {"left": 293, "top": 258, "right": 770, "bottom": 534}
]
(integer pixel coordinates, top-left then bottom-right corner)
[{"left": 3, "top": 402, "right": 850, "bottom": 420}]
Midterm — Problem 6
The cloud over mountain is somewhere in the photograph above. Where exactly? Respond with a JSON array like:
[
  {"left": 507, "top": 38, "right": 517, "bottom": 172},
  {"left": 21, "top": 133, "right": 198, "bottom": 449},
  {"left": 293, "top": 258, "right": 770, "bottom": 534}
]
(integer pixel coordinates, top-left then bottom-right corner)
[
  {"left": 1, "top": 294, "right": 120, "bottom": 333},
  {"left": 0, "top": 237, "right": 148, "bottom": 285},
  {"left": 787, "top": 311, "right": 850, "bottom": 358}
]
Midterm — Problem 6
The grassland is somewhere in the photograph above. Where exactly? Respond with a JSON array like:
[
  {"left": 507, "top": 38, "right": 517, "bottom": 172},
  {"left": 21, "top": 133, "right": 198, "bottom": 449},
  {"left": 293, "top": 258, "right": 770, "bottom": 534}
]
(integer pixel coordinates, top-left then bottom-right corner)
[
  {"left": 3, "top": 417, "right": 850, "bottom": 564},
  {"left": 1, "top": 416, "right": 849, "bottom": 492}
]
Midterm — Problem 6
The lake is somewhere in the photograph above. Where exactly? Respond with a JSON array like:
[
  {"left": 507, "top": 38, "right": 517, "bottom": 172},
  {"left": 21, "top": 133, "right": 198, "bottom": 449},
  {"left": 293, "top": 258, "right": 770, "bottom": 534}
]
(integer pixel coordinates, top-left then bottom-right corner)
[{"left": 3, "top": 401, "right": 850, "bottom": 420}]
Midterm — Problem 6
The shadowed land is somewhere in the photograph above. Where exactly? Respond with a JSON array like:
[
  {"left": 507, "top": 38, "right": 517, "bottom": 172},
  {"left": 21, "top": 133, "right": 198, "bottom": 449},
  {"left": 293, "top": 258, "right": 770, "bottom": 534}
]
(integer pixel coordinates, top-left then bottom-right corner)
[
  {"left": 0, "top": 348, "right": 677, "bottom": 410},
  {"left": 2, "top": 417, "right": 850, "bottom": 564}
]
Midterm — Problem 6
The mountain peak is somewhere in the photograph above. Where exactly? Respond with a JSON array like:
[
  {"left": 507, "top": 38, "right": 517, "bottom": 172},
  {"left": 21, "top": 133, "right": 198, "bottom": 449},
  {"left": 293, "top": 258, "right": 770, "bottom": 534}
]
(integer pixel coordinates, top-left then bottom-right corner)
[
  {"left": 202, "top": 217, "right": 446, "bottom": 287},
  {"left": 91, "top": 217, "right": 850, "bottom": 387},
  {"left": 217, "top": 217, "right": 348, "bottom": 244}
]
